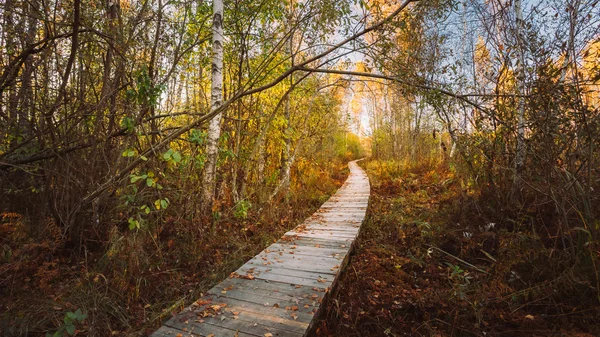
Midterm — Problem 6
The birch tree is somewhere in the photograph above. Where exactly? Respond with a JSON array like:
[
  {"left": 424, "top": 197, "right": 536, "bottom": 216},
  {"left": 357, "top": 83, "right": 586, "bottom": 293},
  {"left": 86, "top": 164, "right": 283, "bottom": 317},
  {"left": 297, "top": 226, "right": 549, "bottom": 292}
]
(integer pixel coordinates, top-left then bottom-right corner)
[{"left": 202, "top": 0, "right": 224, "bottom": 211}]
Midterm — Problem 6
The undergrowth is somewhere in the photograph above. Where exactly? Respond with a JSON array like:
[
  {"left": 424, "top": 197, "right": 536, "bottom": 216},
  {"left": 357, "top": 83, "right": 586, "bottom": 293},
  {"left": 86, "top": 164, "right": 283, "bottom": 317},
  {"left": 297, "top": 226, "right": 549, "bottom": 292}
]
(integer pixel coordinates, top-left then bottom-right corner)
[
  {"left": 316, "top": 158, "right": 600, "bottom": 337},
  {"left": 0, "top": 160, "right": 349, "bottom": 336}
]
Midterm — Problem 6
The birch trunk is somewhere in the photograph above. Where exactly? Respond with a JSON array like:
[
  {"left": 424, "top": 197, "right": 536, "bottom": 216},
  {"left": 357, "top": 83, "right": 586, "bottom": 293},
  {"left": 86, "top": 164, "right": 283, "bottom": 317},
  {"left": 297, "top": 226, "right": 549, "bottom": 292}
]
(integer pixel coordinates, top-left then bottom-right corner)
[
  {"left": 202, "top": 0, "right": 224, "bottom": 210},
  {"left": 279, "top": 6, "right": 296, "bottom": 202}
]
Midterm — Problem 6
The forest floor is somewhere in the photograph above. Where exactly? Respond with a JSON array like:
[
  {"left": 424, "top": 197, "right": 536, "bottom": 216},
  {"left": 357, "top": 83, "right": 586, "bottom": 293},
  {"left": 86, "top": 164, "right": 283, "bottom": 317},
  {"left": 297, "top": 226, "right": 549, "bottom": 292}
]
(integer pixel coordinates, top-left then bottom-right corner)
[
  {"left": 0, "top": 162, "right": 349, "bottom": 336},
  {"left": 315, "top": 159, "right": 600, "bottom": 337}
]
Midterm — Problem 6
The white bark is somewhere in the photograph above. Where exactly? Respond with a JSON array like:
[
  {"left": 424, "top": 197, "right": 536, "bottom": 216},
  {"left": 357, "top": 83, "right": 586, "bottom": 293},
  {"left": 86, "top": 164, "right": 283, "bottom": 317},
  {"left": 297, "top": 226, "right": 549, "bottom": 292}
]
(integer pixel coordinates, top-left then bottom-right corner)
[{"left": 202, "top": 0, "right": 224, "bottom": 208}]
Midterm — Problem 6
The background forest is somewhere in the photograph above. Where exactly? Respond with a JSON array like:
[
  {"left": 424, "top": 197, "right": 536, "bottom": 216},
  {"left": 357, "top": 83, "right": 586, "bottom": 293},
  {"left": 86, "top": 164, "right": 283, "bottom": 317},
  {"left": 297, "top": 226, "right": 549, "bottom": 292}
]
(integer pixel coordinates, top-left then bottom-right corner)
[{"left": 1, "top": 0, "right": 599, "bottom": 336}]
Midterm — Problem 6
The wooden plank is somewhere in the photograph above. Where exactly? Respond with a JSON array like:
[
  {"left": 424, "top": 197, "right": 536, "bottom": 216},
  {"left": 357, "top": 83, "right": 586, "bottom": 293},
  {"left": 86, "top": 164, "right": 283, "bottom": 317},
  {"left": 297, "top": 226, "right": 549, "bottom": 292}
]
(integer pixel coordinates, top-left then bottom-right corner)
[
  {"left": 150, "top": 325, "right": 202, "bottom": 337},
  {"left": 277, "top": 236, "right": 355, "bottom": 249},
  {"left": 320, "top": 202, "right": 368, "bottom": 208},
  {"left": 266, "top": 243, "right": 348, "bottom": 256},
  {"left": 284, "top": 229, "right": 357, "bottom": 238},
  {"left": 237, "top": 264, "right": 338, "bottom": 282},
  {"left": 189, "top": 296, "right": 315, "bottom": 323},
  {"left": 162, "top": 312, "right": 259, "bottom": 337},
  {"left": 207, "top": 287, "right": 321, "bottom": 316},
  {"left": 252, "top": 250, "right": 345, "bottom": 263},
  {"left": 186, "top": 307, "right": 307, "bottom": 336},
  {"left": 163, "top": 296, "right": 312, "bottom": 331},
  {"left": 207, "top": 282, "right": 321, "bottom": 309},
  {"left": 243, "top": 258, "right": 341, "bottom": 277},
  {"left": 283, "top": 233, "right": 356, "bottom": 242},
  {"left": 216, "top": 276, "right": 328, "bottom": 294},
  {"left": 298, "top": 224, "right": 360, "bottom": 230},
  {"left": 302, "top": 224, "right": 360, "bottom": 231}
]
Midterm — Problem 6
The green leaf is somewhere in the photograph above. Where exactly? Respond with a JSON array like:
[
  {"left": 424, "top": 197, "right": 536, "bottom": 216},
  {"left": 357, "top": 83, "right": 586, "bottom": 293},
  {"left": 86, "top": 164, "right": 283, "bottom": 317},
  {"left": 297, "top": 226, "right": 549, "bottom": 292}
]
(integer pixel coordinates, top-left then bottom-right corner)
[
  {"left": 128, "top": 218, "right": 138, "bottom": 230},
  {"left": 160, "top": 199, "right": 169, "bottom": 209},
  {"left": 146, "top": 177, "right": 155, "bottom": 187},
  {"left": 74, "top": 309, "right": 87, "bottom": 321},
  {"left": 65, "top": 324, "right": 75, "bottom": 335},
  {"left": 120, "top": 116, "right": 135, "bottom": 133},
  {"left": 162, "top": 148, "right": 174, "bottom": 162},
  {"left": 172, "top": 151, "right": 182, "bottom": 163},
  {"left": 122, "top": 148, "right": 136, "bottom": 157}
]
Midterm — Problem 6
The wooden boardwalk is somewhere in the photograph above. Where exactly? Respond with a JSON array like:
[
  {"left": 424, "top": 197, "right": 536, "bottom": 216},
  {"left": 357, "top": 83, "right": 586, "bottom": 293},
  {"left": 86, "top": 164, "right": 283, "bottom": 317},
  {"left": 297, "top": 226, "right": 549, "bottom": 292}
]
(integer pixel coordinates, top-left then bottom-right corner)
[{"left": 151, "top": 160, "right": 370, "bottom": 337}]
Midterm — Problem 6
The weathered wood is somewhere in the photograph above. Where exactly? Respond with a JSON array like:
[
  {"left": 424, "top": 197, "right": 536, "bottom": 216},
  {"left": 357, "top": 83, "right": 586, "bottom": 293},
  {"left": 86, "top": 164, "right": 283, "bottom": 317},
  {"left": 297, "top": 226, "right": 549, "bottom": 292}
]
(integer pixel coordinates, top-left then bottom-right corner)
[{"left": 150, "top": 160, "right": 369, "bottom": 337}]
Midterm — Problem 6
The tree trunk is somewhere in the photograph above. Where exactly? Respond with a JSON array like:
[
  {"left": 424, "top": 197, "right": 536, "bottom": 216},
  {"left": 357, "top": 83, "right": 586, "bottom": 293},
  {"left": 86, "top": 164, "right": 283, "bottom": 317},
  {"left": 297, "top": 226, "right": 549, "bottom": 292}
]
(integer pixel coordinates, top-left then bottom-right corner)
[
  {"left": 513, "top": 0, "right": 526, "bottom": 192},
  {"left": 202, "top": 0, "right": 224, "bottom": 212}
]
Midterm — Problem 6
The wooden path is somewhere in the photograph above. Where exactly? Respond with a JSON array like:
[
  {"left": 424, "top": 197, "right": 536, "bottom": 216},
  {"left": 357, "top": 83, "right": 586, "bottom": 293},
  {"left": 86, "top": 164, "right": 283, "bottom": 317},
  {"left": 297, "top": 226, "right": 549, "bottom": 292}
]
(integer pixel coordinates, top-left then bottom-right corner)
[{"left": 151, "top": 160, "right": 370, "bottom": 337}]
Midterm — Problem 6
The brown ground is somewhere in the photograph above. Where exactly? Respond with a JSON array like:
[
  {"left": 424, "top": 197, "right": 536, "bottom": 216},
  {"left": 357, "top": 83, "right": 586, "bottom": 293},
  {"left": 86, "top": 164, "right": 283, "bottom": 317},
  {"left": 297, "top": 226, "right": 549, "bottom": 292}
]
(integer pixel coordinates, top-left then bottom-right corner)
[{"left": 314, "top": 160, "right": 600, "bottom": 337}]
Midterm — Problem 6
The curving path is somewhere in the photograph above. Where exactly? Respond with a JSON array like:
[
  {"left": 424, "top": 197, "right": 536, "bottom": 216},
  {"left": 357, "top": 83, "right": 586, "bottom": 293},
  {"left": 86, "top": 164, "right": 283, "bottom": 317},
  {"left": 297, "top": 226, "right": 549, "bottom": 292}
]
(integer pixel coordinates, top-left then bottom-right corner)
[{"left": 151, "top": 160, "right": 370, "bottom": 337}]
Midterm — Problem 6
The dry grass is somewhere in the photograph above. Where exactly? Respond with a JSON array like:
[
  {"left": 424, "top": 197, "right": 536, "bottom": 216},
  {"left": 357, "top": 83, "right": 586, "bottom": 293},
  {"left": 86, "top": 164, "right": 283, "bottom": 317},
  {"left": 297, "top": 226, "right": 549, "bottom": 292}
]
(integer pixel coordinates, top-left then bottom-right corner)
[{"left": 315, "top": 158, "right": 600, "bottom": 337}]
